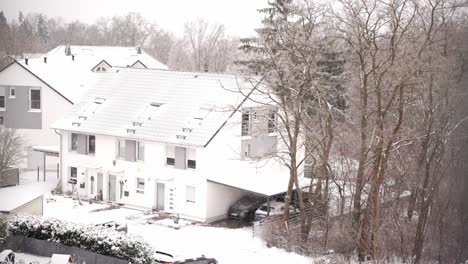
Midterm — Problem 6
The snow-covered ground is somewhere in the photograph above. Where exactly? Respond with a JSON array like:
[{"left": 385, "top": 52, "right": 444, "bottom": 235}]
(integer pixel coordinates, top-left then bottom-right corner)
[{"left": 43, "top": 195, "right": 312, "bottom": 264}]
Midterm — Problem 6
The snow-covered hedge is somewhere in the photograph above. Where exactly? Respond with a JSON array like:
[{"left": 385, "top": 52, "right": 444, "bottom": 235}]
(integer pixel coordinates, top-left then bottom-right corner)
[{"left": 8, "top": 215, "right": 155, "bottom": 264}]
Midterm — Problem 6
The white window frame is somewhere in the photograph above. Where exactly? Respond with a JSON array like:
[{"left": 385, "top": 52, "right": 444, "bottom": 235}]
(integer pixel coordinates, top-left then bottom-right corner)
[
  {"left": 117, "top": 139, "right": 126, "bottom": 159},
  {"left": 9, "top": 87, "right": 15, "bottom": 99},
  {"left": 29, "top": 88, "right": 41, "bottom": 112},
  {"left": 186, "top": 186, "right": 196, "bottom": 203},
  {"left": 136, "top": 178, "right": 145, "bottom": 194}
]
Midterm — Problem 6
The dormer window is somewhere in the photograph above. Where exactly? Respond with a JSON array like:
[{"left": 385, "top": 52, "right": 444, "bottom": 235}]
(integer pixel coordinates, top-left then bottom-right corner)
[
  {"left": 96, "top": 66, "right": 106, "bottom": 72},
  {"left": 92, "top": 60, "right": 111, "bottom": 72}
]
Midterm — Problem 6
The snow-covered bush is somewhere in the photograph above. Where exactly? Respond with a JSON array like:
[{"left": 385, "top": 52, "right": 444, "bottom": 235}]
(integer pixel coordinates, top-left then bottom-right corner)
[{"left": 7, "top": 215, "right": 155, "bottom": 264}]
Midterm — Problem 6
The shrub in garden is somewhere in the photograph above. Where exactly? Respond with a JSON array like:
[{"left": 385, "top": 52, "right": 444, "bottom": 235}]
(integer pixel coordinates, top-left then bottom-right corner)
[{"left": 8, "top": 215, "right": 155, "bottom": 264}]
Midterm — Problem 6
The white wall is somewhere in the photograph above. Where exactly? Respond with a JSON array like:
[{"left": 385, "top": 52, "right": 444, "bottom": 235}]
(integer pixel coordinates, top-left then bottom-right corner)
[{"left": 205, "top": 181, "right": 247, "bottom": 222}]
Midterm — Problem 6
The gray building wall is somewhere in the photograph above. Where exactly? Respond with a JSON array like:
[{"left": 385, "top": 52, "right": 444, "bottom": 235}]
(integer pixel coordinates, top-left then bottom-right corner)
[{"left": 0, "top": 85, "right": 42, "bottom": 129}]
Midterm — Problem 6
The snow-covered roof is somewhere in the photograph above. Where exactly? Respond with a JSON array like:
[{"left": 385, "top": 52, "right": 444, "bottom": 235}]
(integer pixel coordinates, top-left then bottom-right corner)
[
  {"left": 206, "top": 159, "right": 310, "bottom": 196},
  {"left": 50, "top": 254, "right": 71, "bottom": 264},
  {"left": 0, "top": 182, "right": 51, "bottom": 212},
  {"left": 14, "top": 45, "right": 167, "bottom": 103},
  {"left": 53, "top": 68, "right": 251, "bottom": 147},
  {"left": 32, "top": 145, "right": 60, "bottom": 154}
]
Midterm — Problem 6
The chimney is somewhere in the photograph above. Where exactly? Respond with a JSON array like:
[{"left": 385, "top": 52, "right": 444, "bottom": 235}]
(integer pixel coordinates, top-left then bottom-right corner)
[
  {"left": 137, "top": 47, "right": 142, "bottom": 54},
  {"left": 25, "top": 58, "right": 28, "bottom": 65},
  {"left": 43, "top": 57, "right": 47, "bottom": 63},
  {"left": 72, "top": 55, "right": 75, "bottom": 61},
  {"left": 65, "top": 45, "right": 71, "bottom": 56}
]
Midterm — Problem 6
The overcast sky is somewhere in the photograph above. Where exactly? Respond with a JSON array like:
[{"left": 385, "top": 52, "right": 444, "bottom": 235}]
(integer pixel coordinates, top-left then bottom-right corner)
[{"left": 0, "top": 0, "right": 269, "bottom": 37}]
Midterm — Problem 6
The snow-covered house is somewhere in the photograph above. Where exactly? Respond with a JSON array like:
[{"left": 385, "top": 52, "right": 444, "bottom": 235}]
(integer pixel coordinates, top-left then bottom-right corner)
[
  {"left": 52, "top": 68, "right": 304, "bottom": 222},
  {"left": 0, "top": 45, "right": 167, "bottom": 169}
]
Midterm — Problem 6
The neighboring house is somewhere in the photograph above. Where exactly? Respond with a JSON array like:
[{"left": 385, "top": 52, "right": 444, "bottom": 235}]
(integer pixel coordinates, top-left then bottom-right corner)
[
  {"left": 52, "top": 68, "right": 306, "bottom": 222},
  {"left": 0, "top": 45, "right": 167, "bottom": 170}
]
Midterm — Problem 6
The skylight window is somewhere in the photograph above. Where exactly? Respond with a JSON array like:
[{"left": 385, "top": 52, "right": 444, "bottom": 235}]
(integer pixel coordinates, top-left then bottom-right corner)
[
  {"left": 138, "top": 102, "right": 164, "bottom": 121},
  {"left": 94, "top": 98, "right": 106, "bottom": 104},
  {"left": 80, "top": 97, "right": 106, "bottom": 117},
  {"left": 150, "top": 102, "right": 163, "bottom": 107}
]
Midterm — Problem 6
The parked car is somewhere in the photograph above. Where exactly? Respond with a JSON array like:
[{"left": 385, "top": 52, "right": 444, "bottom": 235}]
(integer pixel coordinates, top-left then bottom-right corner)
[
  {"left": 228, "top": 196, "right": 265, "bottom": 221},
  {"left": 173, "top": 256, "right": 217, "bottom": 264},
  {"left": 154, "top": 251, "right": 174, "bottom": 263},
  {"left": 254, "top": 201, "right": 295, "bottom": 221},
  {"left": 0, "top": 250, "right": 14, "bottom": 264},
  {"left": 154, "top": 252, "right": 217, "bottom": 264}
]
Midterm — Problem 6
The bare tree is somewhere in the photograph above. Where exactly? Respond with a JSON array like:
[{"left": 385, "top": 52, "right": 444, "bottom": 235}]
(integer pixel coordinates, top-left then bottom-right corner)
[{"left": 0, "top": 128, "right": 25, "bottom": 177}]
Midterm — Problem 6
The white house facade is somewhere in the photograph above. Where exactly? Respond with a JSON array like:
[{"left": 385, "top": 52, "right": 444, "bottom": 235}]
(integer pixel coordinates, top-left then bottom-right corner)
[{"left": 53, "top": 68, "right": 304, "bottom": 222}]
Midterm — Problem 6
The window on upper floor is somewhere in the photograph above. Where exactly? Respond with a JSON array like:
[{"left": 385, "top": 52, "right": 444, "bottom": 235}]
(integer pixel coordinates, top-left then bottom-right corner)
[
  {"left": 186, "top": 186, "right": 196, "bottom": 203},
  {"left": 70, "top": 133, "right": 96, "bottom": 155},
  {"left": 88, "top": 135, "right": 96, "bottom": 155},
  {"left": 117, "top": 139, "right": 144, "bottom": 162},
  {"left": 137, "top": 142, "right": 145, "bottom": 161},
  {"left": 268, "top": 110, "right": 276, "bottom": 133},
  {"left": 96, "top": 66, "right": 107, "bottom": 72},
  {"left": 186, "top": 148, "right": 196, "bottom": 169},
  {"left": 241, "top": 112, "right": 250, "bottom": 136},
  {"left": 0, "top": 87, "right": 5, "bottom": 111},
  {"left": 166, "top": 145, "right": 175, "bottom": 166},
  {"left": 29, "top": 88, "right": 41, "bottom": 111},
  {"left": 9, "top": 87, "right": 15, "bottom": 98},
  {"left": 136, "top": 177, "right": 145, "bottom": 194}
]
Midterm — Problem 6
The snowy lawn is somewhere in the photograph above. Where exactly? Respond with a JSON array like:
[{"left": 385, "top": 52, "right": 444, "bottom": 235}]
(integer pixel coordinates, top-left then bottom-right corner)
[{"left": 43, "top": 195, "right": 313, "bottom": 264}]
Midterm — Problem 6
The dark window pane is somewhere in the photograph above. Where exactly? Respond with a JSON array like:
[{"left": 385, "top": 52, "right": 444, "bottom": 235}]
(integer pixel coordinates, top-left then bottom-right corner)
[
  {"left": 166, "top": 157, "right": 175, "bottom": 166},
  {"left": 268, "top": 111, "right": 276, "bottom": 133},
  {"left": 241, "top": 112, "right": 250, "bottom": 136},
  {"left": 187, "top": 159, "right": 196, "bottom": 169},
  {"left": 31, "top": 89, "right": 41, "bottom": 100},
  {"left": 0, "top": 96, "right": 4, "bottom": 108},
  {"left": 88, "top": 135, "right": 95, "bottom": 154},
  {"left": 30, "top": 89, "right": 41, "bottom": 109},
  {"left": 70, "top": 167, "right": 77, "bottom": 178},
  {"left": 71, "top": 133, "right": 78, "bottom": 150}
]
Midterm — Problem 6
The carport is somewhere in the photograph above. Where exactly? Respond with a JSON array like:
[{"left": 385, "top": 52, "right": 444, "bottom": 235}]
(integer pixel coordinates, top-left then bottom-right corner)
[
  {"left": 207, "top": 162, "right": 310, "bottom": 217},
  {"left": 32, "top": 145, "right": 59, "bottom": 181}
]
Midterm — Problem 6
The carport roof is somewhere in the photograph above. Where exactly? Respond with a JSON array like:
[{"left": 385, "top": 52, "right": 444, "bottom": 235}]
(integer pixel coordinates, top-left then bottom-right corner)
[{"left": 206, "top": 159, "right": 310, "bottom": 196}]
